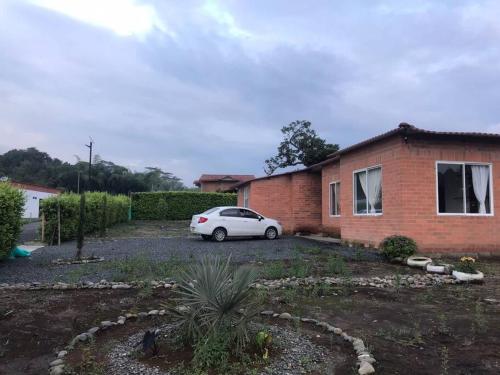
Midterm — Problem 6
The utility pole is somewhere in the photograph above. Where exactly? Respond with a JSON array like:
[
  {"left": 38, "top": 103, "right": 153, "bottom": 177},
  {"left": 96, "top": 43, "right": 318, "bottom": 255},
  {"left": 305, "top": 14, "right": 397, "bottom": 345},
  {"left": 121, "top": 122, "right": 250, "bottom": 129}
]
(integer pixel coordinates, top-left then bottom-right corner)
[{"left": 85, "top": 137, "right": 93, "bottom": 191}]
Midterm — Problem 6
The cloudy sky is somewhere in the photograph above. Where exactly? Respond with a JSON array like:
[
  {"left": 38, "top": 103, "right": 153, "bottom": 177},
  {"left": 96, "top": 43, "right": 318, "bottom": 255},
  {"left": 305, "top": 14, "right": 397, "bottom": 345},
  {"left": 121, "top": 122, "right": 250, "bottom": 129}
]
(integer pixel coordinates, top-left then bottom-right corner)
[{"left": 1, "top": 0, "right": 500, "bottom": 186}]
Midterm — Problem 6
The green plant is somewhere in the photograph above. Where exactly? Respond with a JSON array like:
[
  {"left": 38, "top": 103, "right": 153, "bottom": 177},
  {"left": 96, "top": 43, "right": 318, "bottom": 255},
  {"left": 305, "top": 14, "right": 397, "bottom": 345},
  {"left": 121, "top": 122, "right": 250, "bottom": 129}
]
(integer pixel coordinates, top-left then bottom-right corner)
[
  {"left": 40, "top": 192, "right": 129, "bottom": 244},
  {"left": 131, "top": 191, "right": 237, "bottom": 220},
  {"left": 169, "top": 256, "right": 258, "bottom": 370},
  {"left": 261, "top": 261, "right": 287, "bottom": 279},
  {"left": 380, "top": 235, "right": 417, "bottom": 260},
  {"left": 0, "top": 183, "right": 25, "bottom": 261},
  {"left": 290, "top": 259, "right": 311, "bottom": 278},
  {"left": 455, "top": 256, "right": 477, "bottom": 274},
  {"left": 326, "top": 255, "right": 350, "bottom": 276},
  {"left": 255, "top": 331, "right": 272, "bottom": 359}
]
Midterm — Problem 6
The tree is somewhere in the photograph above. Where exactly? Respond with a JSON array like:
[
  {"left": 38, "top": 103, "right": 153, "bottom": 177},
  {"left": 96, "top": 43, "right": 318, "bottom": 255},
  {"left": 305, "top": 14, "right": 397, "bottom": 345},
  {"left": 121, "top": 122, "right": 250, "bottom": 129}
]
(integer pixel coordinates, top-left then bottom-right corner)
[{"left": 264, "top": 120, "right": 339, "bottom": 175}]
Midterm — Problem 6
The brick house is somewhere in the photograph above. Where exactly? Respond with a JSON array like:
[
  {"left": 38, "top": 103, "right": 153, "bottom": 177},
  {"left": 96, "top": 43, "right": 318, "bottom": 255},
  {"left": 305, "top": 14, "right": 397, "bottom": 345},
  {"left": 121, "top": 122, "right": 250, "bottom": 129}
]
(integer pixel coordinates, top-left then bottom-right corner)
[
  {"left": 237, "top": 123, "right": 500, "bottom": 254},
  {"left": 194, "top": 174, "right": 255, "bottom": 192}
]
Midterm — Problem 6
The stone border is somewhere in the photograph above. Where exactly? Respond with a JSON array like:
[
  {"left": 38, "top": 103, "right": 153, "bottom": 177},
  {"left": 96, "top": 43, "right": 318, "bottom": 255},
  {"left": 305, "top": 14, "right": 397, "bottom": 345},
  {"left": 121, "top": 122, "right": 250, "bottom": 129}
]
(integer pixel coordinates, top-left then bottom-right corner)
[
  {"left": 48, "top": 308, "right": 167, "bottom": 374},
  {"left": 51, "top": 257, "right": 105, "bottom": 265},
  {"left": 48, "top": 306, "right": 377, "bottom": 375},
  {"left": 263, "top": 310, "right": 376, "bottom": 375},
  {"left": 1, "top": 272, "right": 461, "bottom": 292}
]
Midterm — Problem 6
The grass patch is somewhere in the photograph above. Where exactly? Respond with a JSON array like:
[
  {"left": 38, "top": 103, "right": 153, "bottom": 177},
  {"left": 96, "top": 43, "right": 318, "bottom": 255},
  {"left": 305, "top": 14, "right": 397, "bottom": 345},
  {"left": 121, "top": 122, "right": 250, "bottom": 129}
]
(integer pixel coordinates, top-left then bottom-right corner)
[{"left": 109, "top": 254, "right": 185, "bottom": 282}]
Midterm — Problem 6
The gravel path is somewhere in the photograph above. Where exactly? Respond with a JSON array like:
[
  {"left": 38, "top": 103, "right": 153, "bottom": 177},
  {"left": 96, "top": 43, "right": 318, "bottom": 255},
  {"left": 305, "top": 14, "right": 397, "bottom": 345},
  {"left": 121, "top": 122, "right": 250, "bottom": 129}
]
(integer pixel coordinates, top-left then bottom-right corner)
[
  {"left": 0, "top": 236, "right": 382, "bottom": 284},
  {"left": 19, "top": 221, "right": 40, "bottom": 243}
]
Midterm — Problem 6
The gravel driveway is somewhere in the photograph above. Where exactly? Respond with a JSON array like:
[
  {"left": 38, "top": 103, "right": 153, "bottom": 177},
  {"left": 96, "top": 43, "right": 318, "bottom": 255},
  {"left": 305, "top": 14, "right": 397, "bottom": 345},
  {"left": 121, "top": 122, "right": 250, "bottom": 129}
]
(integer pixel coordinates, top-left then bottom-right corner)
[{"left": 0, "top": 236, "right": 382, "bottom": 284}]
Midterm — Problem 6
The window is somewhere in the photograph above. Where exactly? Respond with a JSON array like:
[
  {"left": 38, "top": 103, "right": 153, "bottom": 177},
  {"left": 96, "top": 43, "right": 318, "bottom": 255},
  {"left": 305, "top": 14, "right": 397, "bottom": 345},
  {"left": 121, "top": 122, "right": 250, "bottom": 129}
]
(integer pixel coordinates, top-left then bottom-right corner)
[
  {"left": 240, "top": 209, "right": 260, "bottom": 219},
  {"left": 437, "top": 162, "right": 492, "bottom": 215},
  {"left": 354, "top": 166, "right": 382, "bottom": 215},
  {"left": 220, "top": 208, "right": 240, "bottom": 217},
  {"left": 329, "top": 182, "right": 340, "bottom": 216},
  {"left": 243, "top": 186, "right": 249, "bottom": 208}
]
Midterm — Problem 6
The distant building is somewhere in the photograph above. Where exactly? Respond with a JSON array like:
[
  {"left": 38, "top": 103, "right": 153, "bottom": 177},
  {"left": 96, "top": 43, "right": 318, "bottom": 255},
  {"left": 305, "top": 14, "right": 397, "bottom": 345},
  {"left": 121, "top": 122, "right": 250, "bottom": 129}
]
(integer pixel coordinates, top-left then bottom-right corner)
[
  {"left": 194, "top": 174, "right": 255, "bottom": 193},
  {"left": 10, "top": 182, "right": 62, "bottom": 218}
]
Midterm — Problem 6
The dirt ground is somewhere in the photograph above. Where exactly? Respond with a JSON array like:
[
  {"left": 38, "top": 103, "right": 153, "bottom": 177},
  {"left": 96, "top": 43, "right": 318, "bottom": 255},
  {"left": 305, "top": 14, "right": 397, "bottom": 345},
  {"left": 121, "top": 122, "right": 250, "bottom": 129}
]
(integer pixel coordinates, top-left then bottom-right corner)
[
  {"left": 2, "top": 221, "right": 499, "bottom": 374},
  {"left": 1, "top": 259, "right": 499, "bottom": 375}
]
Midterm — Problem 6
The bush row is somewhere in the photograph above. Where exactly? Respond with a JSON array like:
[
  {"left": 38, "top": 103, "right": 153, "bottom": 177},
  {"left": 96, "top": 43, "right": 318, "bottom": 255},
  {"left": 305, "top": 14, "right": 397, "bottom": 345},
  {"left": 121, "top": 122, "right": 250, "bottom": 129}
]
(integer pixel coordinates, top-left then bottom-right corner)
[
  {"left": 40, "top": 192, "right": 129, "bottom": 244},
  {"left": 131, "top": 191, "right": 237, "bottom": 220},
  {"left": 0, "top": 183, "right": 25, "bottom": 260}
]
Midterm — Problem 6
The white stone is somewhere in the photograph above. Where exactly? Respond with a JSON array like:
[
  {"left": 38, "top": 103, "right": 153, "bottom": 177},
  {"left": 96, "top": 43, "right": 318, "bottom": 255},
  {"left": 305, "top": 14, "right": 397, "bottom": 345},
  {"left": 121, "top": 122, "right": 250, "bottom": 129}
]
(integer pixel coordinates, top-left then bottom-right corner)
[
  {"left": 358, "top": 361, "right": 375, "bottom": 374},
  {"left": 279, "top": 312, "right": 292, "bottom": 320}
]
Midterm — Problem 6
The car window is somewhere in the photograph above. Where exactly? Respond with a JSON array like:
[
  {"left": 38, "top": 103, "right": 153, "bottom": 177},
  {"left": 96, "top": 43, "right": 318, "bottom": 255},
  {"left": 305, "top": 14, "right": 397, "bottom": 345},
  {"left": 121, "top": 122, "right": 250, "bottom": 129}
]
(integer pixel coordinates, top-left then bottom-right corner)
[
  {"left": 240, "top": 209, "right": 259, "bottom": 219},
  {"left": 202, "top": 207, "right": 219, "bottom": 215},
  {"left": 220, "top": 208, "right": 241, "bottom": 217}
]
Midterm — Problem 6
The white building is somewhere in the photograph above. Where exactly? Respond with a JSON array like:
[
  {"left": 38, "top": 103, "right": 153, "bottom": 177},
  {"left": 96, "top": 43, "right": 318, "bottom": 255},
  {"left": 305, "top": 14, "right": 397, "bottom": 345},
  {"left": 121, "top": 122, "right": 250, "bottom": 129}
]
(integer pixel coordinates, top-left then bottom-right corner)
[{"left": 11, "top": 182, "right": 61, "bottom": 219}]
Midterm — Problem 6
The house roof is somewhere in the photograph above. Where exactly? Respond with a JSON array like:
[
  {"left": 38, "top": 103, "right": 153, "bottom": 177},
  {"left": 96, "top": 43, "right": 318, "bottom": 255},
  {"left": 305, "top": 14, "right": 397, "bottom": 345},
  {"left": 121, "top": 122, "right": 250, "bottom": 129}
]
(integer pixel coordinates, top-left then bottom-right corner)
[
  {"left": 235, "top": 122, "right": 500, "bottom": 189},
  {"left": 10, "top": 181, "right": 63, "bottom": 194},
  {"left": 327, "top": 122, "right": 500, "bottom": 158},
  {"left": 194, "top": 174, "right": 255, "bottom": 186}
]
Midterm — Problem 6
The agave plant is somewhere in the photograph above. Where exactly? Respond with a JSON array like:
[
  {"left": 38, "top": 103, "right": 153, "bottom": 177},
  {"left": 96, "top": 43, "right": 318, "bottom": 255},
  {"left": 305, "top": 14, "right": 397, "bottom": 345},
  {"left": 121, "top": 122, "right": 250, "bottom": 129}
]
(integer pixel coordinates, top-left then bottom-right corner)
[{"left": 170, "top": 255, "right": 258, "bottom": 360}]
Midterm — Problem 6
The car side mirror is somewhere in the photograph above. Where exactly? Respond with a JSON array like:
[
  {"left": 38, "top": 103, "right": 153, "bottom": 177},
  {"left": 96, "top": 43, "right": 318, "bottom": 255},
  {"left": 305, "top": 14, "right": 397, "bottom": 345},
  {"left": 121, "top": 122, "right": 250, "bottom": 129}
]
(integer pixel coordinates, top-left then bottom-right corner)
[{"left": 258, "top": 216, "right": 264, "bottom": 221}]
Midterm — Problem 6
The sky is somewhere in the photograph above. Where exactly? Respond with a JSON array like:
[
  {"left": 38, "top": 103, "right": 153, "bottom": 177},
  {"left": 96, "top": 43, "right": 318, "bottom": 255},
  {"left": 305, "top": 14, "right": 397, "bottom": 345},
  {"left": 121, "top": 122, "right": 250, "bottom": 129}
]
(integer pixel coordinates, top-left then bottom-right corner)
[{"left": 1, "top": 0, "right": 500, "bottom": 187}]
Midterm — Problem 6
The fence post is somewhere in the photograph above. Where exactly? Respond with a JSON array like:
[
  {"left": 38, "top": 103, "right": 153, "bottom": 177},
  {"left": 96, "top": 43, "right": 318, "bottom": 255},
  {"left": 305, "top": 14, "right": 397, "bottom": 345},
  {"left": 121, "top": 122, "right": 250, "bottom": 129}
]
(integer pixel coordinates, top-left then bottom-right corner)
[
  {"left": 41, "top": 212, "right": 45, "bottom": 243},
  {"left": 57, "top": 199, "right": 61, "bottom": 246}
]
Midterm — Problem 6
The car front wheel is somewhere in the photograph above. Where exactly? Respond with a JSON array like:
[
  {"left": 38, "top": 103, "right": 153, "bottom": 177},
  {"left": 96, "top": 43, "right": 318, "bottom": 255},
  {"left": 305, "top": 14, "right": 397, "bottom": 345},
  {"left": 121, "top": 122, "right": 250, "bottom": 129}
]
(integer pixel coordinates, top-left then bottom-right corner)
[
  {"left": 212, "top": 227, "right": 227, "bottom": 242},
  {"left": 265, "top": 227, "right": 278, "bottom": 240}
]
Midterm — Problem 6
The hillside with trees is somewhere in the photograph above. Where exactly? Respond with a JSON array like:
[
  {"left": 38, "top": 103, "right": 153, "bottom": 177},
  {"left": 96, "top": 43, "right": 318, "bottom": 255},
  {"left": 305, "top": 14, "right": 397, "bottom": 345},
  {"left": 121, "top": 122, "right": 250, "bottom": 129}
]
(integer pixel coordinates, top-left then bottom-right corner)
[{"left": 0, "top": 148, "right": 186, "bottom": 194}]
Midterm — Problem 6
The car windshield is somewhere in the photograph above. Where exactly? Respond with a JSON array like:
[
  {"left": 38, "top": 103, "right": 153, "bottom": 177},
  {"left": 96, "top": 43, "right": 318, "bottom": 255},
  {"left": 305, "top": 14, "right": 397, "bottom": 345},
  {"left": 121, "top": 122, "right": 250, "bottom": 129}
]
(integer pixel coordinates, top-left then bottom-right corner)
[{"left": 201, "top": 207, "right": 219, "bottom": 215}]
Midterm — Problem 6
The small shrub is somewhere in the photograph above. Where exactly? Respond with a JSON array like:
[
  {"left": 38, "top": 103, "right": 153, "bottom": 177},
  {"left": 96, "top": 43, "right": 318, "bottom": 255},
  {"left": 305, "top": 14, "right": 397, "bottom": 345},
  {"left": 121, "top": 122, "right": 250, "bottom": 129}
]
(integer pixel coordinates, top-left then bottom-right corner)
[
  {"left": 261, "top": 261, "right": 287, "bottom": 279},
  {"left": 169, "top": 256, "right": 258, "bottom": 371},
  {"left": 0, "top": 183, "right": 25, "bottom": 260},
  {"left": 455, "top": 256, "right": 477, "bottom": 274},
  {"left": 380, "top": 235, "right": 417, "bottom": 260},
  {"left": 290, "top": 259, "right": 311, "bottom": 278},
  {"left": 326, "top": 255, "right": 350, "bottom": 276}
]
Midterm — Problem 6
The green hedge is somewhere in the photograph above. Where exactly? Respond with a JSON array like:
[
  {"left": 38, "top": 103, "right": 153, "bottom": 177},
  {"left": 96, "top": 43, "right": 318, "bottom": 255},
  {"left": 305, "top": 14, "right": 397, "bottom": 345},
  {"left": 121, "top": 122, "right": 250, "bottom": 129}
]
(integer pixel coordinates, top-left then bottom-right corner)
[
  {"left": 131, "top": 191, "right": 237, "bottom": 220},
  {"left": 0, "top": 183, "right": 25, "bottom": 260},
  {"left": 40, "top": 192, "right": 129, "bottom": 244}
]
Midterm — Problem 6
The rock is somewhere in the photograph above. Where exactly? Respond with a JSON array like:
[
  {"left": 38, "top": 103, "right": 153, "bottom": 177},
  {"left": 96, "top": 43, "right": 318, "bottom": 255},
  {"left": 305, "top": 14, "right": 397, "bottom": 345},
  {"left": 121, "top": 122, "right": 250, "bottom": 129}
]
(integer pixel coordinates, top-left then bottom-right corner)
[
  {"left": 57, "top": 350, "right": 67, "bottom": 359},
  {"left": 333, "top": 327, "right": 342, "bottom": 335},
  {"left": 112, "top": 284, "right": 131, "bottom": 289},
  {"left": 100, "top": 321, "right": 114, "bottom": 329},
  {"left": 87, "top": 327, "right": 99, "bottom": 335},
  {"left": 125, "top": 313, "right": 137, "bottom": 319},
  {"left": 358, "top": 361, "right": 375, "bottom": 374},
  {"left": 159, "top": 310, "right": 166, "bottom": 315},
  {"left": 76, "top": 333, "right": 89, "bottom": 342},
  {"left": 148, "top": 310, "right": 159, "bottom": 316},
  {"left": 279, "top": 312, "right": 292, "bottom": 320},
  {"left": 49, "top": 359, "right": 64, "bottom": 367},
  {"left": 261, "top": 310, "right": 274, "bottom": 316},
  {"left": 164, "top": 283, "right": 172, "bottom": 289},
  {"left": 138, "top": 312, "right": 148, "bottom": 318},
  {"left": 50, "top": 365, "right": 65, "bottom": 375},
  {"left": 117, "top": 316, "right": 126, "bottom": 325}
]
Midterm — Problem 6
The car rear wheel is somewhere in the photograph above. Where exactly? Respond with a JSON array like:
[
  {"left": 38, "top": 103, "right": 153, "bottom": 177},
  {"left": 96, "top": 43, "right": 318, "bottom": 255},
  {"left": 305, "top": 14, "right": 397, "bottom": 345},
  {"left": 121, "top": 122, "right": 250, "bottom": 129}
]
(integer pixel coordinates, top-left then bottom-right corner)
[
  {"left": 212, "top": 227, "right": 227, "bottom": 242},
  {"left": 201, "top": 234, "right": 211, "bottom": 241},
  {"left": 265, "top": 227, "right": 278, "bottom": 240}
]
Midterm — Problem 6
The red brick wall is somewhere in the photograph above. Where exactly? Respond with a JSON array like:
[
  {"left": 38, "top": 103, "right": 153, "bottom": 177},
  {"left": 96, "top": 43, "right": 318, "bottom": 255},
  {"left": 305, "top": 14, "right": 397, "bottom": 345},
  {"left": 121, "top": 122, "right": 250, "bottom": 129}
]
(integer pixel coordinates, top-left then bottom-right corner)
[
  {"left": 321, "top": 162, "right": 341, "bottom": 236},
  {"left": 334, "top": 136, "right": 500, "bottom": 254},
  {"left": 237, "top": 171, "right": 322, "bottom": 233},
  {"left": 397, "top": 139, "right": 500, "bottom": 253},
  {"left": 338, "top": 136, "right": 405, "bottom": 247}
]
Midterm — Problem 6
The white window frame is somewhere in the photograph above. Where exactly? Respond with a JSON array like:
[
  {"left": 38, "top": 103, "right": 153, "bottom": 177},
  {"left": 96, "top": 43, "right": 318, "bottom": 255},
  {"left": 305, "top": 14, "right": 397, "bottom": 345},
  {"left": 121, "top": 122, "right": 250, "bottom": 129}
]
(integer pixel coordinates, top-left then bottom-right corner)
[
  {"left": 243, "top": 186, "right": 249, "bottom": 208},
  {"left": 353, "top": 165, "right": 383, "bottom": 216},
  {"left": 329, "top": 181, "right": 340, "bottom": 217},
  {"left": 435, "top": 161, "right": 494, "bottom": 216}
]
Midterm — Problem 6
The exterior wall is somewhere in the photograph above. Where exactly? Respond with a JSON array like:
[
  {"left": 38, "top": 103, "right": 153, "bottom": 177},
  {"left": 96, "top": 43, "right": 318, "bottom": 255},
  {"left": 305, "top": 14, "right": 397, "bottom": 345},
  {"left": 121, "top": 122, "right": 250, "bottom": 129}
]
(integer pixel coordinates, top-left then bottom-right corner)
[
  {"left": 21, "top": 189, "right": 57, "bottom": 218},
  {"left": 237, "top": 171, "right": 321, "bottom": 233},
  {"left": 200, "top": 181, "right": 236, "bottom": 192},
  {"left": 397, "top": 139, "right": 500, "bottom": 253},
  {"left": 338, "top": 136, "right": 405, "bottom": 248},
  {"left": 321, "top": 162, "right": 341, "bottom": 237}
]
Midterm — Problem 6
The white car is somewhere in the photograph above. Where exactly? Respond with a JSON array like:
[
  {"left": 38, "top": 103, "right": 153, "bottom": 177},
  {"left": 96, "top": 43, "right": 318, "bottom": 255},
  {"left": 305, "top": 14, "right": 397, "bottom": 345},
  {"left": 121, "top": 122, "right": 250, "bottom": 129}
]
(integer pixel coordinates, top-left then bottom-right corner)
[{"left": 190, "top": 206, "right": 283, "bottom": 242}]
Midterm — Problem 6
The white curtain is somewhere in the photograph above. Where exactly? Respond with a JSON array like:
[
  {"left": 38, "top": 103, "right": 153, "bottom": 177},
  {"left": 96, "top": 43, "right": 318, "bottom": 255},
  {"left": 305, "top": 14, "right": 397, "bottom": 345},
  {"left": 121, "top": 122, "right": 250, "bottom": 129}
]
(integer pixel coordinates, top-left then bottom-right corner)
[
  {"left": 471, "top": 165, "right": 489, "bottom": 214},
  {"left": 358, "top": 172, "right": 367, "bottom": 213},
  {"left": 368, "top": 168, "right": 382, "bottom": 213}
]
